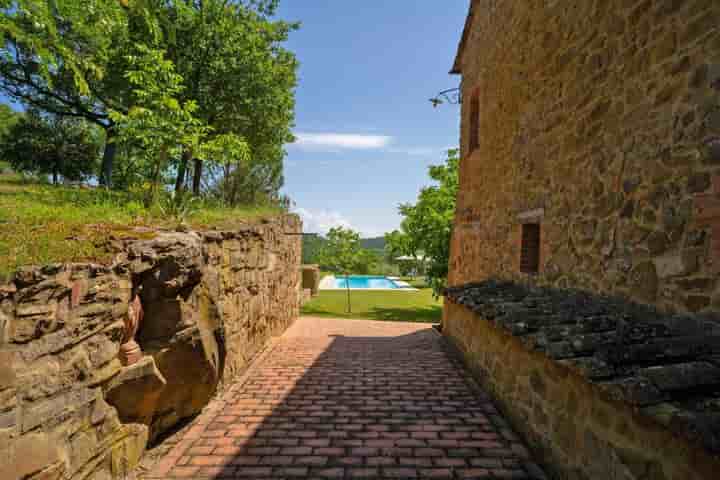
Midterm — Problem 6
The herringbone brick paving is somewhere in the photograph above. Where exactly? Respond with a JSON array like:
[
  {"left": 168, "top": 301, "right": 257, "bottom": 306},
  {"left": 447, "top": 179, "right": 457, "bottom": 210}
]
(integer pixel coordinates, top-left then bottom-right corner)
[{"left": 146, "top": 317, "right": 544, "bottom": 479}]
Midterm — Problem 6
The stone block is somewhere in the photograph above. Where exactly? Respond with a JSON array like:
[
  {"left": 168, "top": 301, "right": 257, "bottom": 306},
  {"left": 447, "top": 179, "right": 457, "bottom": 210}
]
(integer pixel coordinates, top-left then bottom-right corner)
[
  {"left": 26, "top": 462, "right": 65, "bottom": 480},
  {"left": 0, "top": 351, "right": 16, "bottom": 392},
  {"left": 0, "top": 432, "right": 61, "bottom": 480},
  {"left": 653, "top": 254, "right": 687, "bottom": 279},
  {"left": 640, "top": 362, "right": 720, "bottom": 392},
  {"left": 598, "top": 377, "right": 666, "bottom": 407},
  {"left": 110, "top": 424, "right": 148, "bottom": 477},
  {"left": 85, "top": 324, "right": 123, "bottom": 367},
  {"left": 105, "top": 356, "right": 167, "bottom": 425},
  {"left": 21, "top": 387, "right": 98, "bottom": 433}
]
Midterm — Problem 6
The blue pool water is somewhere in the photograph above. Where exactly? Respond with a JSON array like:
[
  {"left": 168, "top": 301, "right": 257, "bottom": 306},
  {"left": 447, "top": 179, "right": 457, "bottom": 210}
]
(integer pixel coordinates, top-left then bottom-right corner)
[{"left": 335, "top": 275, "right": 399, "bottom": 289}]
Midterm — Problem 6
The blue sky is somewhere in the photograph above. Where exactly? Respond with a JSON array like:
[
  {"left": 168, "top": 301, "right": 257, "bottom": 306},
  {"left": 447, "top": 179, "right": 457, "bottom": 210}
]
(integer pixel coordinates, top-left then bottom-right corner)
[{"left": 277, "top": 1, "right": 468, "bottom": 237}]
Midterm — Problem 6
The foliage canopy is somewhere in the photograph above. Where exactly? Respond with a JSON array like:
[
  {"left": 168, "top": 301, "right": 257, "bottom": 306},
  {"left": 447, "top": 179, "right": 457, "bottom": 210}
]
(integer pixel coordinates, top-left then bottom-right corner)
[
  {"left": 316, "top": 227, "right": 367, "bottom": 275},
  {"left": 0, "top": 0, "right": 298, "bottom": 206},
  {"left": 2, "top": 109, "right": 100, "bottom": 183},
  {"left": 387, "top": 149, "right": 459, "bottom": 296}
]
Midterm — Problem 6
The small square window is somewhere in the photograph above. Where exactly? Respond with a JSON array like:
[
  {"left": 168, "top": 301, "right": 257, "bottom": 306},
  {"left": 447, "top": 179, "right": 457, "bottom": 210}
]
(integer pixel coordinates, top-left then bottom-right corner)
[{"left": 520, "top": 223, "right": 541, "bottom": 274}]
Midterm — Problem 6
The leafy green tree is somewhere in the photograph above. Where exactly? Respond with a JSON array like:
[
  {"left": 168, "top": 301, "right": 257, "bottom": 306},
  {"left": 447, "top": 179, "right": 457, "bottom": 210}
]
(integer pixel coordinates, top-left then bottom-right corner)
[
  {"left": 0, "top": 103, "right": 21, "bottom": 141},
  {"left": 302, "top": 233, "right": 325, "bottom": 264},
  {"left": 316, "top": 227, "right": 366, "bottom": 313},
  {"left": 385, "top": 229, "right": 415, "bottom": 263},
  {"left": 0, "top": 0, "right": 141, "bottom": 185},
  {"left": 109, "top": 46, "right": 209, "bottom": 205},
  {"left": 154, "top": 0, "right": 298, "bottom": 198},
  {"left": 0, "top": 0, "right": 297, "bottom": 202},
  {"left": 1, "top": 110, "right": 100, "bottom": 183},
  {"left": 396, "top": 149, "right": 459, "bottom": 296}
]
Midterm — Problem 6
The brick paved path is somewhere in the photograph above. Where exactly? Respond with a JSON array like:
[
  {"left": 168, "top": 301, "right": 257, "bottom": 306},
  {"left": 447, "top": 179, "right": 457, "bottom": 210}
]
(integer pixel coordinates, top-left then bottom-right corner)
[{"left": 146, "top": 317, "right": 544, "bottom": 479}]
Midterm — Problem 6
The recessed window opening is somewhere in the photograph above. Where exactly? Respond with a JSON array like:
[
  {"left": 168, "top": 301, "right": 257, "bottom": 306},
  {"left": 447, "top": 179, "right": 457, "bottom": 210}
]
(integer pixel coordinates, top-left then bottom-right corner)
[
  {"left": 520, "top": 223, "right": 541, "bottom": 274},
  {"left": 469, "top": 89, "right": 480, "bottom": 153}
]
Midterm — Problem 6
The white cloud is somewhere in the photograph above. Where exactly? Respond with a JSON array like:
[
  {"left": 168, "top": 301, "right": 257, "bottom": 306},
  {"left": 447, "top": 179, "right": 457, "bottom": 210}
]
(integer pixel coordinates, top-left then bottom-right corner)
[
  {"left": 295, "top": 208, "right": 355, "bottom": 236},
  {"left": 293, "top": 132, "right": 393, "bottom": 151},
  {"left": 294, "top": 207, "right": 385, "bottom": 238}
]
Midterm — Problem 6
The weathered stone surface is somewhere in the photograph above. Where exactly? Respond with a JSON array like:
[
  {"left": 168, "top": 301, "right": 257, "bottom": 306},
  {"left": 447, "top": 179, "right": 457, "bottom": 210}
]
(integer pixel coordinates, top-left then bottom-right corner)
[
  {"left": 446, "top": 279, "right": 720, "bottom": 474},
  {"left": 445, "top": 291, "right": 720, "bottom": 480},
  {"left": 105, "top": 356, "right": 166, "bottom": 425},
  {"left": 0, "top": 215, "right": 301, "bottom": 480},
  {"left": 449, "top": 0, "right": 720, "bottom": 316},
  {"left": 630, "top": 261, "right": 659, "bottom": 301},
  {"left": 0, "top": 433, "right": 61, "bottom": 480},
  {"left": 653, "top": 254, "right": 687, "bottom": 279},
  {"left": 640, "top": 362, "right": 720, "bottom": 392}
]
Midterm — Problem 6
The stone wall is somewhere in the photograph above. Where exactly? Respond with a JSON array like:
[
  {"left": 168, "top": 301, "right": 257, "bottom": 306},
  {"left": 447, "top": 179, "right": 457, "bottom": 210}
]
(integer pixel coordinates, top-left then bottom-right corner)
[
  {"left": 450, "top": 0, "right": 720, "bottom": 313},
  {"left": 444, "top": 281, "right": 720, "bottom": 480},
  {"left": 0, "top": 215, "right": 301, "bottom": 480},
  {"left": 301, "top": 264, "right": 321, "bottom": 296}
]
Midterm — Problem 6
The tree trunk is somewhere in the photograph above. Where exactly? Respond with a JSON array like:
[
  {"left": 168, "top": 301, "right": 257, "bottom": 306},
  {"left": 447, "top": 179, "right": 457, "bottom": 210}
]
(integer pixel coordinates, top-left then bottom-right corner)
[
  {"left": 345, "top": 273, "right": 352, "bottom": 313},
  {"left": 192, "top": 158, "right": 203, "bottom": 195},
  {"left": 175, "top": 148, "right": 192, "bottom": 193},
  {"left": 146, "top": 145, "right": 168, "bottom": 207},
  {"left": 99, "top": 127, "right": 117, "bottom": 188},
  {"left": 229, "top": 165, "right": 243, "bottom": 207},
  {"left": 223, "top": 164, "right": 231, "bottom": 204}
]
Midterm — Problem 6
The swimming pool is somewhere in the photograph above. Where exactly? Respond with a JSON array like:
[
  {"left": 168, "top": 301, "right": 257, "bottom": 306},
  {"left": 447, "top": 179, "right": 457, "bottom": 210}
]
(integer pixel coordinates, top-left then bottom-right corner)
[{"left": 337, "top": 275, "right": 399, "bottom": 289}]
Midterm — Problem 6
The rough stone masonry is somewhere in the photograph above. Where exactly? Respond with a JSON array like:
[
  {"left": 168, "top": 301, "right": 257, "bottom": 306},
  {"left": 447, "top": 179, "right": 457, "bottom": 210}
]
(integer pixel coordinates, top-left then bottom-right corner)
[
  {"left": 449, "top": 0, "right": 720, "bottom": 312},
  {"left": 0, "top": 215, "right": 301, "bottom": 480},
  {"left": 445, "top": 1, "right": 720, "bottom": 479}
]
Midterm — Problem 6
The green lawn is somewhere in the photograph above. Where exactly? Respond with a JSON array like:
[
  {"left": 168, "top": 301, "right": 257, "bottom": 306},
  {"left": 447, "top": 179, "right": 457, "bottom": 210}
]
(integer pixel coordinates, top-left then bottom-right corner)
[
  {"left": 301, "top": 288, "right": 443, "bottom": 323},
  {"left": 0, "top": 173, "right": 281, "bottom": 280}
]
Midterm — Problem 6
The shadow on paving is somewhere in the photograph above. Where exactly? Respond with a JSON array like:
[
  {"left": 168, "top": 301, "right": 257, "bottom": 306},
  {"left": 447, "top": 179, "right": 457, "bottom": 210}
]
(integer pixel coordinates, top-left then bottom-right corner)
[{"left": 153, "top": 327, "right": 545, "bottom": 479}]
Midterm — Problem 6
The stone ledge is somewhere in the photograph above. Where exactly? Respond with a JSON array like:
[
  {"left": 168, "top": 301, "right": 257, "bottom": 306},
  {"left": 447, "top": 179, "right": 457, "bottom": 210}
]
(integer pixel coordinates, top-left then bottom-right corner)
[{"left": 445, "top": 280, "right": 720, "bottom": 456}]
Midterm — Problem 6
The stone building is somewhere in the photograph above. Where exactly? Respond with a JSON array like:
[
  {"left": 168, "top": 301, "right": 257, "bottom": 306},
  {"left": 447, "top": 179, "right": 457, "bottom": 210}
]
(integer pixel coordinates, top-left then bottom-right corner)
[
  {"left": 443, "top": 1, "right": 720, "bottom": 479},
  {"left": 448, "top": 0, "right": 720, "bottom": 313}
]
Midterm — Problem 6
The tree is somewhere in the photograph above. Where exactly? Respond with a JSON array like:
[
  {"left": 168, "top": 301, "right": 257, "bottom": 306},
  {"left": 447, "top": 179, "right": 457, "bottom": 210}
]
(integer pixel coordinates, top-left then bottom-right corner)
[
  {"left": 1, "top": 110, "right": 100, "bottom": 183},
  {"left": 0, "top": 0, "right": 140, "bottom": 186},
  {"left": 395, "top": 149, "right": 459, "bottom": 296},
  {"left": 302, "top": 234, "right": 325, "bottom": 264},
  {"left": 0, "top": 103, "right": 22, "bottom": 141},
  {"left": 384, "top": 229, "right": 415, "bottom": 268},
  {"left": 109, "top": 46, "right": 209, "bottom": 206},
  {"left": 316, "top": 227, "right": 366, "bottom": 313},
  {"left": 154, "top": 0, "right": 298, "bottom": 198},
  {"left": 0, "top": 0, "right": 298, "bottom": 201}
]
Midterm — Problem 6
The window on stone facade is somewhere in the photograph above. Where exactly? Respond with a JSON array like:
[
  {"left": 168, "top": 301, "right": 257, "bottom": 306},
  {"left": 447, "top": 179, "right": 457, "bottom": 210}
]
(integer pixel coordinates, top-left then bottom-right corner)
[
  {"left": 520, "top": 223, "right": 540, "bottom": 274},
  {"left": 469, "top": 89, "right": 480, "bottom": 153}
]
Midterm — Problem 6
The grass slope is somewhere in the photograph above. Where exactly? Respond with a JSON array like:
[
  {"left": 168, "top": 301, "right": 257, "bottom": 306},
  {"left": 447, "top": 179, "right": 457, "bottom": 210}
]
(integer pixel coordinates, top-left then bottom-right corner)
[
  {"left": 301, "top": 288, "right": 443, "bottom": 323},
  {"left": 0, "top": 173, "right": 281, "bottom": 279}
]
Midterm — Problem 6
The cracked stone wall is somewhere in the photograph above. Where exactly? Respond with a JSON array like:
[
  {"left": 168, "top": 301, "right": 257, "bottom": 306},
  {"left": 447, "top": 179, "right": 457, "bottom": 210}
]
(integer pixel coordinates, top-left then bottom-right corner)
[
  {"left": 0, "top": 215, "right": 301, "bottom": 480},
  {"left": 450, "top": 0, "right": 720, "bottom": 313}
]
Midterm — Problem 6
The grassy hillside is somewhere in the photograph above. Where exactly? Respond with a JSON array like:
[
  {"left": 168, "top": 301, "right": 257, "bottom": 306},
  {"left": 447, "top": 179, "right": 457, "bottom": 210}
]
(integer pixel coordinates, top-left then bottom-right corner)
[{"left": 0, "top": 173, "right": 281, "bottom": 280}]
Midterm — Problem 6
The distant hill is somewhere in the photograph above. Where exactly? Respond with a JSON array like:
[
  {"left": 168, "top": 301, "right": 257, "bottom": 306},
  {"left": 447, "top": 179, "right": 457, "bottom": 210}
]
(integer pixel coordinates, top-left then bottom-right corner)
[
  {"left": 360, "top": 237, "right": 385, "bottom": 251},
  {"left": 302, "top": 234, "right": 386, "bottom": 264}
]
